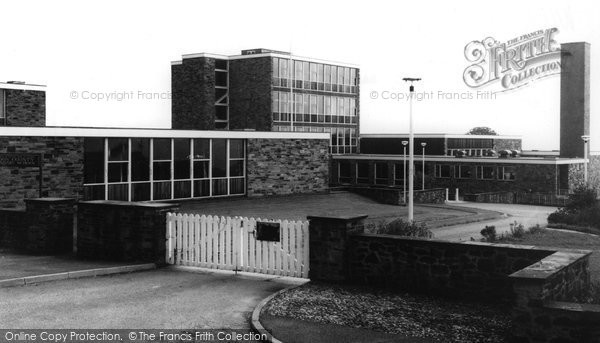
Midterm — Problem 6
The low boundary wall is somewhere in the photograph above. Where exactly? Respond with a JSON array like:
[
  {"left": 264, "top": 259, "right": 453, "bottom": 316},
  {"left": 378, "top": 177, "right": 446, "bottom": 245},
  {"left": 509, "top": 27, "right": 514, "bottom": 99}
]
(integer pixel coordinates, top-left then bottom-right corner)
[{"left": 308, "top": 215, "right": 598, "bottom": 342}]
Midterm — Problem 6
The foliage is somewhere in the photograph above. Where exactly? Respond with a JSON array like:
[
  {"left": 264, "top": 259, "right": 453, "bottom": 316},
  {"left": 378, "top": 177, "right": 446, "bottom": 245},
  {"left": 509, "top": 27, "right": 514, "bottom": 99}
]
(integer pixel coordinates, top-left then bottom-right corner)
[
  {"left": 480, "top": 225, "right": 497, "bottom": 242},
  {"left": 373, "top": 218, "right": 433, "bottom": 238},
  {"left": 466, "top": 127, "right": 498, "bottom": 135},
  {"left": 509, "top": 222, "right": 526, "bottom": 239},
  {"left": 548, "top": 186, "right": 600, "bottom": 229},
  {"left": 574, "top": 281, "right": 600, "bottom": 305}
]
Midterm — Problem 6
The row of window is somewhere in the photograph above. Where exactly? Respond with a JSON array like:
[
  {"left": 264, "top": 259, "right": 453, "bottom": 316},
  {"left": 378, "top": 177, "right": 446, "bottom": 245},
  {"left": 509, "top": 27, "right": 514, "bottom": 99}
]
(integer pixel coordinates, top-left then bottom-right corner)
[
  {"left": 435, "top": 165, "right": 516, "bottom": 180},
  {"left": 271, "top": 126, "right": 358, "bottom": 154},
  {"left": 272, "top": 58, "right": 358, "bottom": 94},
  {"left": 337, "top": 162, "right": 517, "bottom": 184},
  {"left": 83, "top": 138, "right": 245, "bottom": 201},
  {"left": 272, "top": 91, "right": 357, "bottom": 124}
]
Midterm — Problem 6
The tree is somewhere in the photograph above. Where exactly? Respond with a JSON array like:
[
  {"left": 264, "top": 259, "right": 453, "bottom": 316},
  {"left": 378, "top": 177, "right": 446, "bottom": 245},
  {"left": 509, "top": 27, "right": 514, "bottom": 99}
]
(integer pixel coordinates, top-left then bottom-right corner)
[{"left": 467, "top": 127, "right": 498, "bottom": 135}]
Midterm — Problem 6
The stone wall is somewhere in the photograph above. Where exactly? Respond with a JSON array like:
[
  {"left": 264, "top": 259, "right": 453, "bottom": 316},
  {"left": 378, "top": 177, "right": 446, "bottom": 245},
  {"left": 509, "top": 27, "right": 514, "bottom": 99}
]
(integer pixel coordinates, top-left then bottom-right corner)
[
  {"left": 171, "top": 57, "right": 216, "bottom": 130},
  {"left": 0, "top": 198, "right": 75, "bottom": 253},
  {"left": 229, "top": 57, "right": 273, "bottom": 131},
  {"left": 494, "top": 138, "right": 522, "bottom": 151},
  {"left": 246, "top": 138, "right": 329, "bottom": 197},
  {"left": 464, "top": 191, "right": 515, "bottom": 203},
  {"left": 4, "top": 89, "right": 46, "bottom": 127},
  {"left": 347, "top": 187, "right": 445, "bottom": 205},
  {"left": 349, "top": 234, "right": 553, "bottom": 302},
  {"left": 77, "top": 201, "right": 178, "bottom": 263},
  {"left": 0, "top": 136, "right": 84, "bottom": 207}
]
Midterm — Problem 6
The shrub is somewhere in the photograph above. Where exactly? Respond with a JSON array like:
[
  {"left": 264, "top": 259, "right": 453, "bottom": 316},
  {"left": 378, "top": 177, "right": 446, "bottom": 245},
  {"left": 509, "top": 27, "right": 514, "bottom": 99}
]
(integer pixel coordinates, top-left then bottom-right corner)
[
  {"left": 565, "top": 186, "right": 598, "bottom": 213},
  {"left": 509, "top": 222, "right": 526, "bottom": 239},
  {"left": 375, "top": 219, "right": 433, "bottom": 238},
  {"left": 527, "top": 224, "right": 545, "bottom": 235},
  {"left": 480, "top": 225, "right": 496, "bottom": 242}
]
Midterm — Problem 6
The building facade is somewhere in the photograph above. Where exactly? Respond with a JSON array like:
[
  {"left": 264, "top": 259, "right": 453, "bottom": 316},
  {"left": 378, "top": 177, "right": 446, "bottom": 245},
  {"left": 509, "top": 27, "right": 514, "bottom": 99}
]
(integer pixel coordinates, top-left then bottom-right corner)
[
  {"left": 0, "top": 82, "right": 330, "bottom": 208},
  {"left": 171, "top": 48, "right": 360, "bottom": 154}
]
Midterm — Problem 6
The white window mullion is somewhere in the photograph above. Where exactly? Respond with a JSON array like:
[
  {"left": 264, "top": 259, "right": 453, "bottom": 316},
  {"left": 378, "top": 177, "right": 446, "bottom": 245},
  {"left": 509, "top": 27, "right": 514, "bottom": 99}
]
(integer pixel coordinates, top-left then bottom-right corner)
[
  {"left": 150, "top": 139, "right": 154, "bottom": 201},
  {"left": 209, "top": 139, "right": 213, "bottom": 197},
  {"left": 171, "top": 139, "right": 175, "bottom": 200},
  {"left": 104, "top": 138, "right": 108, "bottom": 200},
  {"left": 127, "top": 139, "right": 132, "bottom": 201},
  {"left": 190, "top": 139, "right": 194, "bottom": 199}
]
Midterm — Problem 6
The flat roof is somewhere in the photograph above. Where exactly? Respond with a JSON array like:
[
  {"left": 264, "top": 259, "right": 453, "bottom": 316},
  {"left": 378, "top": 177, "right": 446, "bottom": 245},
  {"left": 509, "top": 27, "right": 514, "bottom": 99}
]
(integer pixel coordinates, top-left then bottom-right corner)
[
  {"left": 0, "top": 82, "right": 46, "bottom": 92},
  {"left": 360, "top": 133, "right": 522, "bottom": 140},
  {"left": 174, "top": 52, "right": 359, "bottom": 69},
  {"left": 0, "top": 126, "right": 330, "bottom": 140},
  {"left": 333, "top": 154, "right": 586, "bottom": 165}
]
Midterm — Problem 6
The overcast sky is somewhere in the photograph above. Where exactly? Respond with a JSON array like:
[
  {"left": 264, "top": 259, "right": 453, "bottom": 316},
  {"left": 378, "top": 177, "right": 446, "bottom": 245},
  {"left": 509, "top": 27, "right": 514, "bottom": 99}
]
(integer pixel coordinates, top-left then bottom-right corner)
[{"left": 1, "top": 0, "right": 598, "bottom": 151}]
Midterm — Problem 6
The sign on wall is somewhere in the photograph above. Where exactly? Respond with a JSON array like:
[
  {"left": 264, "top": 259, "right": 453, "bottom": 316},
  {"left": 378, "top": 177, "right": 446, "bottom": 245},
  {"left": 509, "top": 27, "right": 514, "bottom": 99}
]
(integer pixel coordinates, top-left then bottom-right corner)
[{"left": 0, "top": 153, "right": 42, "bottom": 167}]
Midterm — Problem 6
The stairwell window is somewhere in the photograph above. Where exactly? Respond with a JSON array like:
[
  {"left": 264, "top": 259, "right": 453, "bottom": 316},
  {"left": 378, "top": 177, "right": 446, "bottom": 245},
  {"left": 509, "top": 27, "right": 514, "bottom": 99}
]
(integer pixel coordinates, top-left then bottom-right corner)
[{"left": 0, "top": 90, "right": 5, "bottom": 125}]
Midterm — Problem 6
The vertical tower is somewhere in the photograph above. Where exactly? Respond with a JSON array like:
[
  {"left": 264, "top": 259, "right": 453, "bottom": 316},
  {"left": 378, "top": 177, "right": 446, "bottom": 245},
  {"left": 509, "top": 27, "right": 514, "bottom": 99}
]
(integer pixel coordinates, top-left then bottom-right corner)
[{"left": 560, "top": 42, "right": 590, "bottom": 158}]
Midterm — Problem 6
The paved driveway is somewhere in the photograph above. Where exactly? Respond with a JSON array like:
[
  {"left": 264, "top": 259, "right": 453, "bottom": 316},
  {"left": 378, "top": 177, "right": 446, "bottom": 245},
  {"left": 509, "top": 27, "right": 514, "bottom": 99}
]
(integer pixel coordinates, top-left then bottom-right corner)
[
  {"left": 434, "top": 202, "right": 557, "bottom": 241},
  {"left": 0, "top": 268, "right": 304, "bottom": 329}
]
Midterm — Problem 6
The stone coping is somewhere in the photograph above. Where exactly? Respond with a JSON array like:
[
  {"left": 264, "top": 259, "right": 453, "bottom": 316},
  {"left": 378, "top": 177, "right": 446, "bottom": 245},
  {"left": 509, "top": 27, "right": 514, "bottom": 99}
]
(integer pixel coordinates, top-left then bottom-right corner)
[
  {"left": 543, "top": 300, "right": 600, "bottom": 313},
  {"left": 78, "top": 200, "right": 179, "bottom": 209},
  {"left": 24, "top": 197, "right": 76, "bottom": 203},
  {"left": 509, "top": 250, "right": 592, "bottom": 280},
  {"left": 306, "top": 215, "right": 369, "bottom": 222}
]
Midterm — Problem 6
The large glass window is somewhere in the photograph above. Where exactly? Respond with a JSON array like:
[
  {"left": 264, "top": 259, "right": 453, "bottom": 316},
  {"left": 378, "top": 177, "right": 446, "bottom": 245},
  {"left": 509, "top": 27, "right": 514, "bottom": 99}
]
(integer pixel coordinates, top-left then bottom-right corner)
[
  {"left": 84, "top": 138, "right": 104, "bottom": 184},
  {"left": 476, "top": 165, "right": 495, "bottom": 180},
  {"left": 497, "top": 166, "right": 516, "bottom": 181},
  {"left": 338, "top": 161, "right": 352, "bottom": 184},
  {"left": 455, "top": 165, "right": 472, "bottom": 179},
  {"left": 375, "top": 162, "right": 388, "bottom": 185},
  {"left": 83, "top": 138, "right": 246, "bottom": 201},
  {"left": 356, "top": 162, "right": 370, "bottom": 184},
  {"left": 435, "top": 165, "right": 452, "bottom": 178}
]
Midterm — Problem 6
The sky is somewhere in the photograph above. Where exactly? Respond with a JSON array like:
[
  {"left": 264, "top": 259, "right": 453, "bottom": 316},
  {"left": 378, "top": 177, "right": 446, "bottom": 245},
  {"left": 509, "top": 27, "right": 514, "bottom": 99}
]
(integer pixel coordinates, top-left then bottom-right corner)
[{"left": 0, "top": 0, "right": 598, "bottom": 151}]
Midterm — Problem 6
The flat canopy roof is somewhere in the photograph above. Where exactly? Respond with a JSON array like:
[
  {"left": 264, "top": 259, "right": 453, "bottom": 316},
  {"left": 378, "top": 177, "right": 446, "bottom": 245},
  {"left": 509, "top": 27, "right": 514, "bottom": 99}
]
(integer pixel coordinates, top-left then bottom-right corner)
[
  {"left": 173, "top": 52, "right": 359, "bottom": 68},
  {"left": 0, "top": 82, "right": 46, "bottom": 92},
  {"left": 360, "top": 133, "right": 522, "bottom": 140},
  {"left": 0, "top": 126, "right": 330, "bottom": 140},
  {"left": 333, "top": 154, "right": 586, "bottom": 165}
]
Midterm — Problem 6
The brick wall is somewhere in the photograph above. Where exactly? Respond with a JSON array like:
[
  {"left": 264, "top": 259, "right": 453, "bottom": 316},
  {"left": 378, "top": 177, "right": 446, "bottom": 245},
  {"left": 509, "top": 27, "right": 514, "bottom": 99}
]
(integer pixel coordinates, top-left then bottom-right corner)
[
  {"left": 171, "top": 58, "right": 216, "bottom": 130},
  {"left": 246, "top": 138, "right": 329, "bottom": 197},
  {"left": 229, "top": 57, "right": 273, "bottom": 131},
  {"left": 0, "top": 136, "right": 84, "bottom": 207},
  {"left": 77, "top": 201, "right": 178, "bottom": 263},
  {"left": 4, "top": 89, "right": 45, "bottom": 127}
]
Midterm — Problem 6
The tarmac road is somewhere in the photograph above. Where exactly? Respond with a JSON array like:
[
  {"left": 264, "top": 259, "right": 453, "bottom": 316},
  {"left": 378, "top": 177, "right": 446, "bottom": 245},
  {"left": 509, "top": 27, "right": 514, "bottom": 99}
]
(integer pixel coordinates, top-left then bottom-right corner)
[
  {"left": 0, "top": 268, "right": 304, "bottom": 329},
  {"left": 433, "top": 202, "right": 557, "bottom": 241}
]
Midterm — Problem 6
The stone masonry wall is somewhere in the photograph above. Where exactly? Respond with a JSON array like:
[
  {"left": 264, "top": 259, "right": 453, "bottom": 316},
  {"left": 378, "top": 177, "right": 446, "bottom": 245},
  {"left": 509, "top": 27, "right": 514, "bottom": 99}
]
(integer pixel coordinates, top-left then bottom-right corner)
[
  {"left": 77, "top": 201, "right": 178, "bottom": 263},
  {"left": 246, "top": 138, "right": 329, "bottom": 197},
  {"left": 0, "top": 136, "right": 84, "bottom": 207},
  {"left": 228, "top": 57, "right": 273, "bottom": 131},
  {"left": 494, "top": 138, "right": 522, "bottom": 151},
  {"left": 349, "top": 235, "right": 553, "bottom": 302},
  {"left": 4, "top": 89, "right": 46, "bottom": 127},
  {"left": 0, "top": 198, "right": 75, "bottom": 254}
]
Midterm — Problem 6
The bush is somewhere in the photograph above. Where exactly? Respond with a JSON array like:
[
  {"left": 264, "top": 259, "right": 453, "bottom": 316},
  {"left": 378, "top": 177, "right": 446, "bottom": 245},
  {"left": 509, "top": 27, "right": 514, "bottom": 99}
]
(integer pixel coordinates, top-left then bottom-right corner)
[
  {"left": 480, "top": 225, "right": 496, "bottom": 242},
  {"left": 565, "top": 186, "right": 598, "bottom": 213},
  {"left": 374, "top": 219, "right": 433, "bottom": 238},
  {"left": 548, "top": 186, "right": 600, "bottom": 229},
  {"left": 509, "top": 222, "right": 526, "bottom": 239},
  {"left": 527, "top": 224, "right": 545, "bottom": 235}
]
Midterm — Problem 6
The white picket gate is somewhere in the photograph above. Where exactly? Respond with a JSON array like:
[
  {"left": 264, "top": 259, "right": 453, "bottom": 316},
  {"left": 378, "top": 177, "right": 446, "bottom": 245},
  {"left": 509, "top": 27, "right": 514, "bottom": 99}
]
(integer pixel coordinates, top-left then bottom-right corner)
[{"left": 165, "top": 213, "right": 310, "bottom": 278}]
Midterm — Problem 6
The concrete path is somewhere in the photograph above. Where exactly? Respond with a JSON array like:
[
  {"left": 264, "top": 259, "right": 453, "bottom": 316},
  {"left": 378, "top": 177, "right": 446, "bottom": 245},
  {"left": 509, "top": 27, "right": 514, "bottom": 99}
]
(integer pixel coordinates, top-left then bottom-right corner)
[
  {"left": 0, "top": 268, "right": 305, "bottom": 329},
  {"left": 433, "top": 202, "right": 557, "bottom": 241}
]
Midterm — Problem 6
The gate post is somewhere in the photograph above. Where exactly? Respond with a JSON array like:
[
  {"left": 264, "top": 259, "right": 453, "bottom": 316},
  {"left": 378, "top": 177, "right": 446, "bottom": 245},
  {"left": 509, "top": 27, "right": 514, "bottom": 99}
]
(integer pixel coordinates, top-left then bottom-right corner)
[{"left": 306, "top": 215, "right": 368, "bottom": 282}]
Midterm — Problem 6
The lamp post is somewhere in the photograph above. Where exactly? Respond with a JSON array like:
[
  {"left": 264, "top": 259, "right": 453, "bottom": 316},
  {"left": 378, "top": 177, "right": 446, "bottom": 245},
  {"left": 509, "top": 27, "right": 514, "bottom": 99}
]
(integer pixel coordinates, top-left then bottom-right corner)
[
  {"left": 582, "top": 135, "right": 590, "bottom": 185},
  {"left": 402, "top": 77, "right": 421, "bottom": 222},
  {"left": 402, "top": 140, "right": 408, "bottom": 204},
  {"left": 421, "top": 142, "right": 427, "bottom": 190}
]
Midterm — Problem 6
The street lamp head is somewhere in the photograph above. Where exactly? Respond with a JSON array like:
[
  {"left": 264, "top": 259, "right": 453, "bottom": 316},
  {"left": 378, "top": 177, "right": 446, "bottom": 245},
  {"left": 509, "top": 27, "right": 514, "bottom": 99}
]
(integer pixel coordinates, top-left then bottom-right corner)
[
  {"left": 421, "top": 142, "right": 427, "bottom": 147},
  {"left": 402, "top": 141, "right": 408, "bottom": 146},
  {"left": 402, "top": 78, "right": 422, "bottom": 82},
  {"left": 581, "top": 135, "right": 591, "bottom": 143}
]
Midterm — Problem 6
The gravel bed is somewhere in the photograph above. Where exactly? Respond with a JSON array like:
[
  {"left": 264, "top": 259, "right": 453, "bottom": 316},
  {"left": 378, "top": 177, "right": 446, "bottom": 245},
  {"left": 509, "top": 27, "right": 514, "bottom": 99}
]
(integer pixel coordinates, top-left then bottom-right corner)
[{"left": 264, "top": 283, "right": 512, "bottom": 343}]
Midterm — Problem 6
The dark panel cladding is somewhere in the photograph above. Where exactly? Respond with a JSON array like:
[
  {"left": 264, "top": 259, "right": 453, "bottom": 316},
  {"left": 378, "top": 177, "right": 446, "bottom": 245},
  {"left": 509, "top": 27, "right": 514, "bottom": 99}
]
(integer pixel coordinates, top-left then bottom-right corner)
[
  {"left": 171, "top": 58, "right": 216, "bottom": 130},
  {"left": 4, "top": 89, "right": 46, "bottom": 127},
  {"left": 228, "top": 57, "right": 273, "bottom": 131},
  {"left": 0, "top": 136, "right": 84, "bottom": 207},
  {"left": 560, "top": 42, "right": 590, "bottom": 158},
  {"left": 246, "top": 138, "right": 329, "bottom": 196},
  {"left": 360, "top": 137, "right": 445, "bottom": 155}
]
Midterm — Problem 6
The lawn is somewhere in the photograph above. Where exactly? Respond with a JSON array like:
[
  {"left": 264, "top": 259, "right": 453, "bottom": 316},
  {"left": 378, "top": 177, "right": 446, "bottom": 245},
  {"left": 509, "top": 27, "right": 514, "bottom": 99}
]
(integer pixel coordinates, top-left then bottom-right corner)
[
  {"left": 176, "top": 192, "right": 493, "bottom": 226},
  {"left": 499, "top": 228, "right": 600, "bottom": 282}
]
